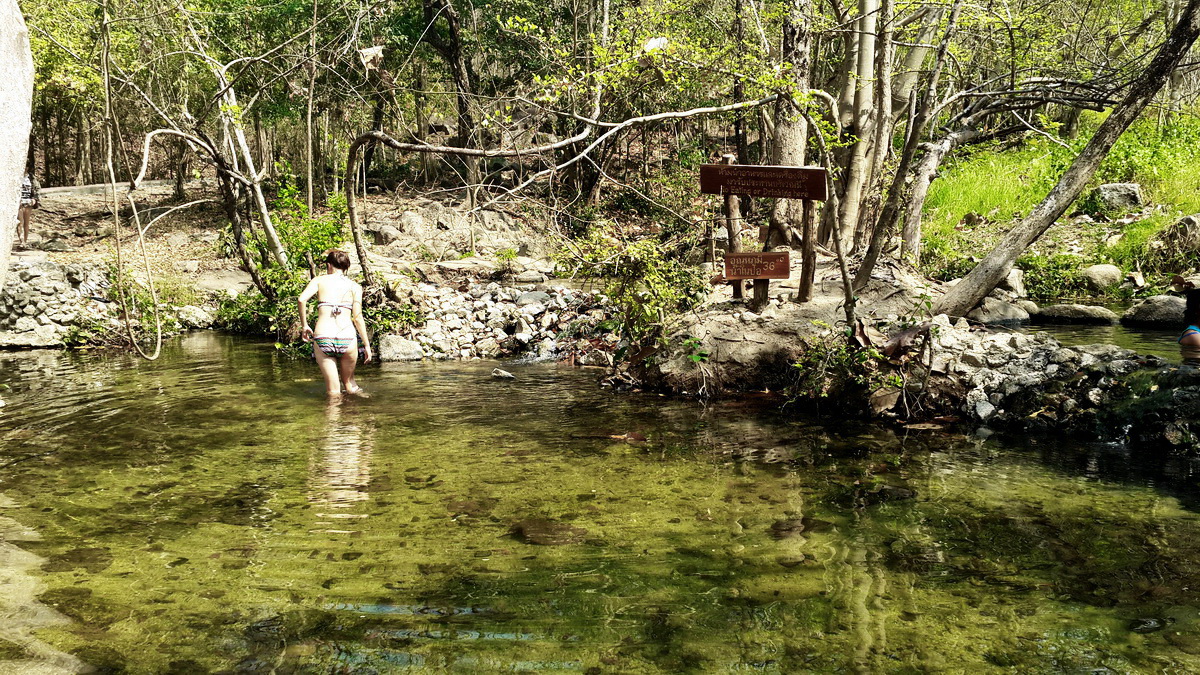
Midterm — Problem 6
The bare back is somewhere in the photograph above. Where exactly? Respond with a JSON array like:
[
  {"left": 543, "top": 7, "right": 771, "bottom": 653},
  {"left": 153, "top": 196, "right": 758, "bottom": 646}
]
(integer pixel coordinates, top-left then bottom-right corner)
[{"left": 312, "top": 274, "right": 360, "bottom": 337}]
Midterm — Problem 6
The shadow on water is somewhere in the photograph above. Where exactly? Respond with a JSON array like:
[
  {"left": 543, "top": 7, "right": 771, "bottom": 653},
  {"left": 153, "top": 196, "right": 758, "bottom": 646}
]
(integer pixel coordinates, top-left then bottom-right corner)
[{"left": 2, "top": 332, "right": 1200, "bottom": 672}]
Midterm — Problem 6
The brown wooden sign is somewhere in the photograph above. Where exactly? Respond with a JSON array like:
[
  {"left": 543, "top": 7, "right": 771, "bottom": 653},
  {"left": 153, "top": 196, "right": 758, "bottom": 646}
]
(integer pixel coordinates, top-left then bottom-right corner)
[
  {"left": 699, "top": 164, "right": 828, "bottom": 200},
  {"left": 724, "top": 252, "right": 790, "bottom": 280}
]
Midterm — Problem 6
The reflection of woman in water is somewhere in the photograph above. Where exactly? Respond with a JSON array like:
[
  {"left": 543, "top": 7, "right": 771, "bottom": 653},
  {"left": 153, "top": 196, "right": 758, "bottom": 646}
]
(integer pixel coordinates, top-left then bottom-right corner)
[
  {"left": 309, "top": 400, "right": 374, "bottom": 514},
  {"left": 298, "top": 250, "right": 374, "bottom": 397}
]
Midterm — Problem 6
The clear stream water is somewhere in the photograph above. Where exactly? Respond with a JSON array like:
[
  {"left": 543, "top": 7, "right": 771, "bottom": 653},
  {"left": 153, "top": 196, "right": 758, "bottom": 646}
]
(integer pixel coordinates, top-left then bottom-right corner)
[{"left": 2, "top": 332, "right": 1200, "bottom": 673}]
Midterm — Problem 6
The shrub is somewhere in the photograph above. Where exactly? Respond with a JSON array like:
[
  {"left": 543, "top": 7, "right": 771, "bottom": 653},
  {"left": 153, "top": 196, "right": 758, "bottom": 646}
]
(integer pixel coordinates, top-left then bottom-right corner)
[{"left": 562, "top": 220, "right": 708, "bottom": 355}]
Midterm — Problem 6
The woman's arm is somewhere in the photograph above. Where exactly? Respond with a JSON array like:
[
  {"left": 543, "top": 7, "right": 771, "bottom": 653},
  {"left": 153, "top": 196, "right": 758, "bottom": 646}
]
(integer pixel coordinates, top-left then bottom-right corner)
[
  {"left": 351, "top": 284, "right": 373, "bottom": 362},
  {"left": 298, "top": 278, "right": 320, "bottom": 340}
]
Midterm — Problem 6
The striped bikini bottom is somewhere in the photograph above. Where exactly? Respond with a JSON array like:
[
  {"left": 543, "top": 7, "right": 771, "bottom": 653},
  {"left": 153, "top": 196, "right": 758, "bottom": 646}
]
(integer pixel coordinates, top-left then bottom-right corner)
[{"left": 314, "top": 336, "right": 356, "bottom": 357}]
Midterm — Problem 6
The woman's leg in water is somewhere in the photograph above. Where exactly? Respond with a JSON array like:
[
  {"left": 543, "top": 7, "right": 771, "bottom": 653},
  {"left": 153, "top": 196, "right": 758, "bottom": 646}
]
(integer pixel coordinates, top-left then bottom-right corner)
[
  {"left": 314, "top": 346, "right": 343, "bottom": 396},
  {"left": 340, "top": 347, "right": 364, "bottom": 395}
]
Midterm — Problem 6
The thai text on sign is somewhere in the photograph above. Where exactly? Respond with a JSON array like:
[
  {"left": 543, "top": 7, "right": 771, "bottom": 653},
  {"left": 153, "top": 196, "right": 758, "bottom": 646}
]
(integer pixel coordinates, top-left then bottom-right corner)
[
  {"left": 699, "top": 165, "right": 828, "bottom": 200},
  {"left": 724, "top": 252, "right": 790, "bottom": 280}
]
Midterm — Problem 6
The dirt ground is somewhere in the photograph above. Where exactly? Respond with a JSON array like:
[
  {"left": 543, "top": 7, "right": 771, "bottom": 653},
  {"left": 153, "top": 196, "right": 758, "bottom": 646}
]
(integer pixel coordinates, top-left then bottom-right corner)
[{"left": 14, "top": 180, "right": 235, "bottom": 286}]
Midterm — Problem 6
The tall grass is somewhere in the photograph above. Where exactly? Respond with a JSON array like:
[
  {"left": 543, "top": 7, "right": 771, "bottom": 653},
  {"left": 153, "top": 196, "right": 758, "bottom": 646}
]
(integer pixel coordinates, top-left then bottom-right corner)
[
  {"left": 921, "top": 111, "right": 1200, "bottom": 287},
  {"left": 924, "top": 144, "right": 1060, "bottom": 242}
]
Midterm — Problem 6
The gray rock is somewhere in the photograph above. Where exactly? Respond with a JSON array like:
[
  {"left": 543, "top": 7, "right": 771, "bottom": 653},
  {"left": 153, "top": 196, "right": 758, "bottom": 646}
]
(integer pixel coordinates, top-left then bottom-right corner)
[
  {"left": 378, "top": 335, "right": 425, "bottom": 361},
  {"left": 195, "top": 268, "right": 253, "bottom": 297},
  {"left": 966, "top": 297, "right": 1030, "bottom": 325},
  {"left": 39, "top": 238, "right": 72, "bottom": 252},
  {"left": 1089, "top": 183, "right": 1143, "bottom": 212},
  {"left": 1081, "top": 264, "right": 1123, "bottom": 291},
  {"left": 1015, "top": 299, "right": 1040, "bottom": 315},
  {"left": 0, "top": 4, "right": 34, "bottom": 285},
  {"left": 1121, "top": 295, "right": 1185, "bottom": 327},
  {"left": 1033, "top": 304, "right": 1119, "bottom": 325},
  {"left": 513, "top": 270, "right": 546, "bottom": 283},
  {"left": 999, "top": 268, "right": 1027, "bottom": 298},
  {"left": 974, "top": 400, "right": 996, "bottom": 420},
  {"left": 0, "top": 326, "right": 61, "bottom": 348},
  {"left": 373, "top": 225, "right": 402, "bottom": 245},
  {"left": 176, "top": 304, "right": 214, "bottom": 328},
  {"left": 517, "top": 291, "right": 551, "bottom": 306}
]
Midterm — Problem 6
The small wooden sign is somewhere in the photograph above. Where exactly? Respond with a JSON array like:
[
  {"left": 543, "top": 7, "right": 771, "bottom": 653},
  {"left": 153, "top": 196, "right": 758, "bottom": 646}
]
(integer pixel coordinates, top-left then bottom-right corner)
[
  {"left": 724, "top": 252, "right": 790, "bottom": 280},
  {"left": 699, "top": 164, "right": 828, "bottom": 200}
]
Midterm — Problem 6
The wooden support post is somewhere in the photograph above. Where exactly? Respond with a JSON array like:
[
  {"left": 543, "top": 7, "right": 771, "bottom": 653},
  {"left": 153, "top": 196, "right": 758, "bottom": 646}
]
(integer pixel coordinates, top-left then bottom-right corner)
[
  {"left": 751, "top": 279, "right": 770, "bottom": 310},
  {"left": 721, "top": 154, "right": 744, "bottom": 300},
  {"left": 797, "top": 199, "right": 816, "bottom": 302}
]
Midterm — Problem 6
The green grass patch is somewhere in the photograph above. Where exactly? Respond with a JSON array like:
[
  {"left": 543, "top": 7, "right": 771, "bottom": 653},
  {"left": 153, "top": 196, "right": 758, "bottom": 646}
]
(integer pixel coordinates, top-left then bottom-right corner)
[{"left": 920, "top": 111, "right": 1200, "bottom": 295}]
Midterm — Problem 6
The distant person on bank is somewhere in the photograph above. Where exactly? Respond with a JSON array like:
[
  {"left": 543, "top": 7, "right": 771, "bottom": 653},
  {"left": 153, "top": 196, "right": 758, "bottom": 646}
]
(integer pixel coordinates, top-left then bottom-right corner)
[
  {"left": 298, "top": 250, "right": 373, "bottom": 397},
  {"left": 17, "top": 170, "right": 39, "bottom": 246}
]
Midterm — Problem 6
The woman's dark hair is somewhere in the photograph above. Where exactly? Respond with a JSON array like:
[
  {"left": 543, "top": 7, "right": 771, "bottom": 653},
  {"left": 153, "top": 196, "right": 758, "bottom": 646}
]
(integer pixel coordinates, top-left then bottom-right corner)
[
  {"left": 324, "top": 249, "right": 351, "bottom": 271},
  {"left": 1186, "top": 289, "right": 1200, "bottom": 325}
]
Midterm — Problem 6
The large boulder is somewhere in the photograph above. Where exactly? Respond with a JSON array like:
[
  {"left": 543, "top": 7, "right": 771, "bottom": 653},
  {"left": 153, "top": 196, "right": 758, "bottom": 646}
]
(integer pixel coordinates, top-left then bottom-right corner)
[
  {"left": 1081, "top": 264, "right": 1123, "bottom": 291},
  {"left": 194, "top": 268, "right": 253, "bottom": 297},
  {"left": 1089, "top": 183, "right": 1143, "bottom": 213},
  {"left": 1121, "top": 295, "right": 1185, "bottom": 328},
  {"left": 966, "top": 297, "right": 1030, "bottom": 325},
  {"left": 1033, "top": 304, "right": 1119, "bottom": 325},
  {"left": 999, "top": 267, "right": 1027, "bottom": 299},
  {"left": 0, "top": 1, "right": 34, "bottom": 286},
  {"left": 378, "top": 335, "right": 425, "bottom": 361}
]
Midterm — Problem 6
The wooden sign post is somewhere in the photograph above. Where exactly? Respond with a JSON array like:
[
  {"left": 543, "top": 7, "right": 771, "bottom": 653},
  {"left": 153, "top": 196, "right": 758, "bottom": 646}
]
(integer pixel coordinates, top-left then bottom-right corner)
[{"left": 700, "top": 163, "right": 829, "bottom": 308}]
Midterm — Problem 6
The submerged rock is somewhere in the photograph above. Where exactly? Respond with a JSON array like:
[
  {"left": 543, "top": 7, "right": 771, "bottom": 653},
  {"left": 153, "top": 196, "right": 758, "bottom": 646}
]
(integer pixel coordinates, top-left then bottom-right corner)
[
  {"left": 1033, "top": 304, "right": 1118, "bottom": 325},
  {"left": 510, "top": 519, "right": 587, "bottom": 545},
  {"left": 1128, "top": 617, "right": 1175, "bottom": 634}
]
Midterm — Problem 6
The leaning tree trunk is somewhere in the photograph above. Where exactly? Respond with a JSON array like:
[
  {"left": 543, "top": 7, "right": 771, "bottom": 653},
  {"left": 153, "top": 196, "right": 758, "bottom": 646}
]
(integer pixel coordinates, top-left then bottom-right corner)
[
  {"left": 0, "top": 0, "right": 33, "bottom": 284},
  {"left": 934, "top": 0, "right": 1200, "bottom": 318}
]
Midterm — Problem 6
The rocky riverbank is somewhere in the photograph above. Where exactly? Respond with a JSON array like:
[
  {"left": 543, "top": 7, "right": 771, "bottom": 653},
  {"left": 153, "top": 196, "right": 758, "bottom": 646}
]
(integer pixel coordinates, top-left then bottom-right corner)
[
  {"left": 645, "top": 304, "right": 1199, "bottom": 449},
  {"left": 377, "top": 279, "right": 616, "bottom": 364},
  {"left": 0, "top": 260, "right": 108, "bottom": 347}
]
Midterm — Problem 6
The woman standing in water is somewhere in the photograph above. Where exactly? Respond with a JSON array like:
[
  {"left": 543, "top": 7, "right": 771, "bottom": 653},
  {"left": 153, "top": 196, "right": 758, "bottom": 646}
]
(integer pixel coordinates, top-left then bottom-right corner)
[{"left": 299, "top": 249, "right": 374, "bottom": 397}]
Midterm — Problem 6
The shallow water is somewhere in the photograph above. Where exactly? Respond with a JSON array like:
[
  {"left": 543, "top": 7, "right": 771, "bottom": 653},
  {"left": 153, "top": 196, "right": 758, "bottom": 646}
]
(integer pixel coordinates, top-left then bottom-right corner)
[
  {"left": 1025, "top": 323, "right": 1179, "bottom": 360},
  {"left": 2, "top": 333, "right": 1200, "bottom": 673}
]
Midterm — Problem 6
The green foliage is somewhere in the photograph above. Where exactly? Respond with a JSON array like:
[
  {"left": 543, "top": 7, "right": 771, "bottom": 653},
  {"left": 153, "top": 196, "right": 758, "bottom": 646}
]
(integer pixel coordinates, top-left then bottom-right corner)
[
  {"left": 681, "top": 336, "right": 709, "bottom": 363},
  {"left": 923, "top": 113, "right": 1200, "bottom": 292},
  {"left": 563, "top": 221, "right": 708, "bottom": 350},
  {"left": 788, "top": 325, "right": 896, "bottom": 402},
  {"left": 363, "top": 301, "right": 422, "bottom": 335},
  {"left": 105, "top": 263, "right": 202, "bottom": 339},
  {"left": 217, "top": 170, "right": 355, "bottom": 342},
  {"left": 1017, "top": 253, "right": 1088, "bottom": 300}
]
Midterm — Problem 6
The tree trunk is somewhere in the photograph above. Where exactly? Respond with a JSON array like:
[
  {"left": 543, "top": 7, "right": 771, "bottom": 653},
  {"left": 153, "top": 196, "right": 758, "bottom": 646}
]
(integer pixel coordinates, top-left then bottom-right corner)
[
  {"left": 305, "top": 0, "right": 318, "bottom": 212},
  {"left": 899, "top": 134, "right": 959, "bottom": 261},
  {"left": 423, "top": 0, "right": 480, "bottom": 204},
  {"left": 934, "top": 0, "right": 1200, "bottom": 317},
  {"left": 837, "top": 0, "right": 878, "bottom": 247},
  {"left": 892, "top": 7, "right": 942, "bottom": 110},
  {"left": 766, "top": 0, "right": 812, "bottom": 249},
  {"left": 854, "top": 0, "right": 960, "bottom": 289}
]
